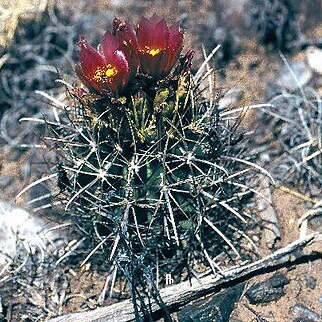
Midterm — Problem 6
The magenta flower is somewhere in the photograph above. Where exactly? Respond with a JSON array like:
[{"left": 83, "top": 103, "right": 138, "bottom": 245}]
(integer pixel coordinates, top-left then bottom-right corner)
[
  {"left": 75, "top": 33, "right": 130, "bottom": 94},
  {"left": 137, "top": 14, "right": 184, "bottom": 79},
  {"left": 75, "top": 15, "right": 186, "bottom": 94},
  {"left": 113, "top": 18, "right": 140, "bottom": 78}
]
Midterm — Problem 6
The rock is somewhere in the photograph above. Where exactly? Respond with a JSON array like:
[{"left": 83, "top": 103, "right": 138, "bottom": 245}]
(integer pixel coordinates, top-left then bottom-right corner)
[
  {"left": 306, "top": 46, "right": 322, "bottom": 75},
  {"left": 246, "top": 274, "right": 289, "bottom": 304},
  {"left": 0, "top": 176, "right": 13, "bottom": 188},
  {"left": 307, "top": 209, "right": 322, "bottom": 233},
  {"left": 177, "top": 283, "right": 245, "bottom": 322},
  {"left": 291, "top": 304, "right": 320, "bottom": 322},
  {"left": 7, "top": 148, "right": 24, "bottom": 162},
  {"left": 277, "top": 61, "right": 312, "bottom": 92},
  {"left": 0, "top": 201, "right": 62, "bottom": 265},
  {"left": 305, "top": 275, "right": 316, "bottom": 290},
  {"left": 218, "top": 88, "right": 244, "bottom": 110}
]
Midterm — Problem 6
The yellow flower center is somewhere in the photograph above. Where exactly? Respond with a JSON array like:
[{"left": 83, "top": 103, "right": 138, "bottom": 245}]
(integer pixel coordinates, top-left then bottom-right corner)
[
  {"left": 141, "top": 46, "right": 162, "bottom": 57},
  {"left": 93, "top": 64, "right": 118, "bottom": 83}
]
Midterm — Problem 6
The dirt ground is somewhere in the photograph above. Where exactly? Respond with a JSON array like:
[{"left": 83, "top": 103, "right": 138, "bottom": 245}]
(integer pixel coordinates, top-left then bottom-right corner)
[
  {"left": 232, "top": 190, "right": 322, "bottom": 321},
  {"left": 1, "top": 0, "right": 322, "bottom": 321}
]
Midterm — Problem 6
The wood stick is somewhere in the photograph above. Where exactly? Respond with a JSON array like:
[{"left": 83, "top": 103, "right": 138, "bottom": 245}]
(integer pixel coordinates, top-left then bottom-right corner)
[{"left": 49, "top": 233, "right": 322, "bottom": 322}]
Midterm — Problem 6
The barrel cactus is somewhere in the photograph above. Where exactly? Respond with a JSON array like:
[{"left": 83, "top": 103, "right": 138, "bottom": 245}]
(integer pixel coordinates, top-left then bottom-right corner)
[{"left": 22, "top": 14, "right": 268, "bottom": 318}]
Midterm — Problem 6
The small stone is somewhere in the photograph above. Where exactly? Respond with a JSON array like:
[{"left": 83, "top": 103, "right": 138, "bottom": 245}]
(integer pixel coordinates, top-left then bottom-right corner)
[
  {"left": 7, "top": 148, "right": 24, "bottom": 162},
  {"left": 246, "top": 274, "right": 289, "bottom": 304},
  {"left": 0, "top": 176, "right": 13, "bottom": 188},
  {"left": 305, "top": 275, "right": 316, "bottom": 290},
  {"left": 177, "top": 283, "right": 245, "bottom": 322},
  {"left": 306, "top": 46, "right": 322, "bottom": 75},
  {"left": 0, "top": 201, "right": 63, "bottom": 265},
  {"left": 259, "top": 153, "right": 270, "bottom": 163},
  {"left": 277, "top": 61, "right": 312, "bottom": 92},
  {"left": 307, "top": 209, "right": 322, "bottom": 233},
  {"left": 291, "top": 304, "right": 320, "bottom": 322},
  {"left": 218, "top": 88, "right": 244, "bottom": 110}
]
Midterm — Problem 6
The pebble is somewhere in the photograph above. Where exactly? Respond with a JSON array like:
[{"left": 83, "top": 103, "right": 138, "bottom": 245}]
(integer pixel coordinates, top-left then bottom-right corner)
[
  {"left": 246, "top": 274, "right": 289, "bottom": 304},
  {"left": 277, "top": 61, "right": 312, "bottom": 92},
  {"left": 7, "top": 148, "right": 24, "bottom": 162},
  {"left": 218, "top": 88, "right": 244, "bottom": 110},
  {"left": 0, "top": 201, "right": 63, "bottom": 265},
  {"left": 291, "top": 304, "right": 320, "bottom": 322},
  {"left": 305, "top": 275, "right": 317, "bottom": 290},
  {"left": 177, "top": 283, "right": 245, "bottom": 322},
  {"left": 0, "top": 176, "right": 13, "bottom": 188},
  {"left": 306, "top": 46, "right": 322, "bottom": 75},
  {"left": 307, "top": 209, "right": 322, "bottom": 233}
]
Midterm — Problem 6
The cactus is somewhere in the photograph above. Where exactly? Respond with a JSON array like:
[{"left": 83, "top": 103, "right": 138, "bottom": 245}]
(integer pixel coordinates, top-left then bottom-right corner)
[{"left": 20, "top": 14, "right": 269, "bottom": 319}]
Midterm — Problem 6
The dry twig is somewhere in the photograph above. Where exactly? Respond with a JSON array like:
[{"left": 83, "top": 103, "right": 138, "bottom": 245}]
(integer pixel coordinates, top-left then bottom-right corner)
[{"left": 49, "top": 233, "right": 322, "bottom": 322}]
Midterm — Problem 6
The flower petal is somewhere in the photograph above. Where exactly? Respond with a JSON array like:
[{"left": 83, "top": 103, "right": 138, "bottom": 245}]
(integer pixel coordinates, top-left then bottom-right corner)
[
  {"left": 100, "top": 32, "right": 120, "bottom": 61},
  {"left": 75, "top": 64, "right": 95, "bottom": 91},
  {"left": 76, "top": 34, "right": 132, "bottom": 94},
  {"left": 136, "top": 15, "right": 185, "bottom": 79},
  {"left": 137, "top": 16, "right": 155, "bottom": 47},
  {"left": 165, "top": 23, "right": 184, "bottom": 71},
  {"left": 113, "top": 18, "right": 138, "bottom": 50},
  {"left": 113, "top": 18, "right": 139, "bottom": 77},
  {"left": 168, "top": 22, "right": 183, "bottom": 52},
  {"left": 78, "top": 38, "right": 105, "bottom": 78},
  {"left": 152, "top": 18, "right": 169, "bottom": 49}
]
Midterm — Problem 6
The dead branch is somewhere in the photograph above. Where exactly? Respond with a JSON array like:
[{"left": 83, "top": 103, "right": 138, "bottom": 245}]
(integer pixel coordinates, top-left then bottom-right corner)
[
  {"left": 49, "top": 233, "right": 322, "bottom": 322},
  {"left": 257, "top": 174, "right": 281, "bottom": 248}
]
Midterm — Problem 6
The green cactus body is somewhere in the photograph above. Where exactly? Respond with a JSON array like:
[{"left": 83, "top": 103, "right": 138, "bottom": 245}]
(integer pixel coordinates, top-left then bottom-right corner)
[{"left": 51, "top": 67, "right": 252, "bottom": 283}]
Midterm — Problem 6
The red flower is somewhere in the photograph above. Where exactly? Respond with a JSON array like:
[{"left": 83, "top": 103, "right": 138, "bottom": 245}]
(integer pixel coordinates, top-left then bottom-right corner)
[
  {"left": 75, "top": 33, "right": 130, "bottom": 94},
  {"left": 113, "top": 18, "right": 139, "bottom": 78},
  {"left": 137, "top": 14, "right": 184, "bottom": 79}
]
